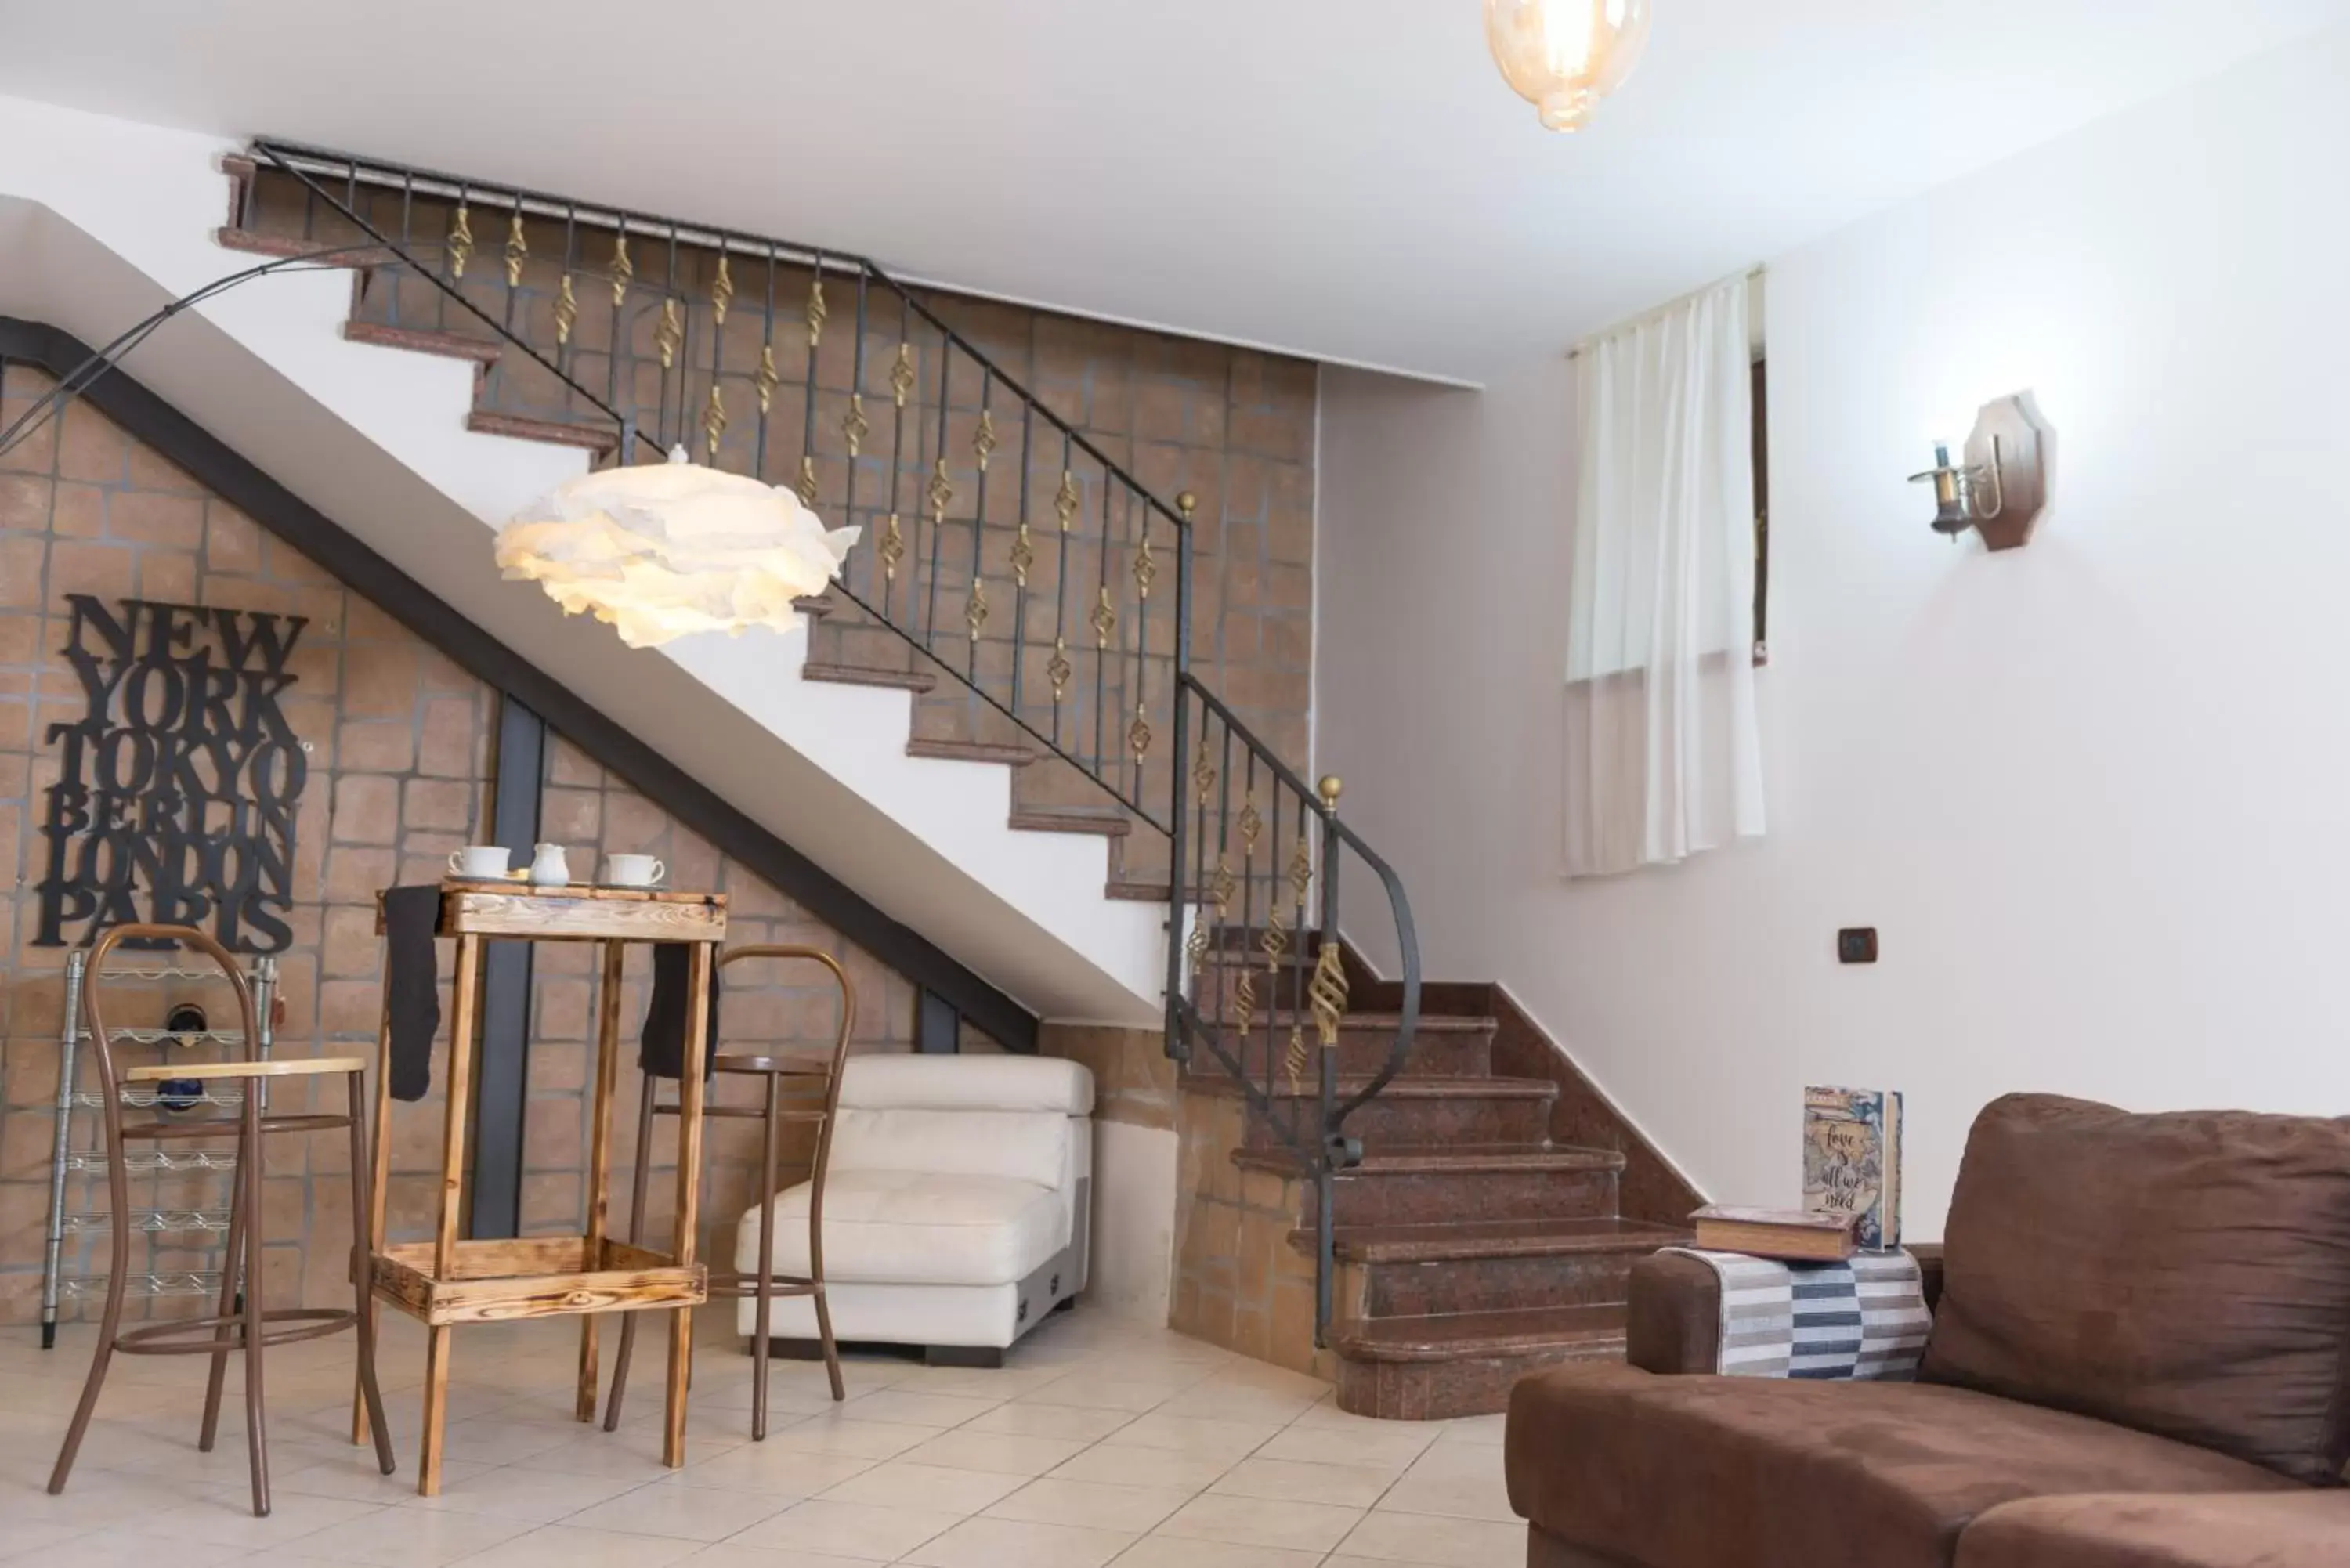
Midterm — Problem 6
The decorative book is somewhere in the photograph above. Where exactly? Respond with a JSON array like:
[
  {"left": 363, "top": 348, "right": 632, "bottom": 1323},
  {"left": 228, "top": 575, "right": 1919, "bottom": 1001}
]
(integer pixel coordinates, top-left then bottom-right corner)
[
  {"left": 1690, "top": 1205, "right": 1858, "bottom": 1263},
  {"left": 1804, "top": 1086, "right": 1904, "bottom": 1251}
]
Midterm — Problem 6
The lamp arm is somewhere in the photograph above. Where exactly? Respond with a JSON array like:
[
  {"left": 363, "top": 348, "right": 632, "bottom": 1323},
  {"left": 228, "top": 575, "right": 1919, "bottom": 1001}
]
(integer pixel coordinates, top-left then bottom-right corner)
[
  {"left": 1971, "top": 434, "right": 2007, "bottom": 521},
  {"left": 0, "top": 243, "right": 392, "bottom": 465}
]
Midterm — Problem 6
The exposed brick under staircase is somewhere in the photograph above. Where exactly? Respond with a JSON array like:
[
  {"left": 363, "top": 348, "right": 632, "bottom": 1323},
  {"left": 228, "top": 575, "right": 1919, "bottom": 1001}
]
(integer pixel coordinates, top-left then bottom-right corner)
[{"left": 1181, "top": 954, "right": 1696, "bottom": 1418}]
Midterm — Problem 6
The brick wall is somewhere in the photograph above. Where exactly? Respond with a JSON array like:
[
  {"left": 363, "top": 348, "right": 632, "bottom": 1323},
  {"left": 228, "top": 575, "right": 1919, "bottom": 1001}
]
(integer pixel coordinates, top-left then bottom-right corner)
[
  {"left": 0, "top": 363, "right": 939, "bottom": 1327},
  {"left": 1169, "top": 1088, "right": 1329, "bottom": 1378}
]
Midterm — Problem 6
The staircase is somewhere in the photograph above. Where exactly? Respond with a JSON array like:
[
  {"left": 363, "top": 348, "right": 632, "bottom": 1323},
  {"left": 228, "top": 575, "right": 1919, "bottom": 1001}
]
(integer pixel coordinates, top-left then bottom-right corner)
[
  {"left": 0, "top": 107, "right": 1698, "bottom": 1418},
  {"left": 1181, "top": 952, "right": 1692, "bottom": 1417}
]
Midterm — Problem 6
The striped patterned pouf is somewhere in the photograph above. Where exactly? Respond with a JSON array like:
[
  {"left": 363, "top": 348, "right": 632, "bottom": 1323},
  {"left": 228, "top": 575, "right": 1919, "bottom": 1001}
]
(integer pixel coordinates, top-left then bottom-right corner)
[{"left": 1665, "top": 1248, "right": 1933, "bottom": 1380}]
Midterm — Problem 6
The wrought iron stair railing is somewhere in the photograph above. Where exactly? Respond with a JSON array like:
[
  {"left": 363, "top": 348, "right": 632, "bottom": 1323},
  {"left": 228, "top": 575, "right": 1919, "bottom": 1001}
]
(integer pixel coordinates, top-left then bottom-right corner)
[{"left": 240, "top": 141, "right": 1419, "bottom": 1344}]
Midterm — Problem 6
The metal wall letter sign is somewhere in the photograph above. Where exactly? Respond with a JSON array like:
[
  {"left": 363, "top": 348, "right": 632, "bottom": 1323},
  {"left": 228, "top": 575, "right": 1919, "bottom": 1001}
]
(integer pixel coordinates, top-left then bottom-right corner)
[{"left": 35, "top": 595, "right": 309, "bottom": 952}]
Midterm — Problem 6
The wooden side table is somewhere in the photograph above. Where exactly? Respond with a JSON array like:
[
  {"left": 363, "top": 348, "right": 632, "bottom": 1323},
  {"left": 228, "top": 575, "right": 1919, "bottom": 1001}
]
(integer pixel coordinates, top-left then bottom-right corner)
[{"left": 365, "top": 880, "right": 725, "bottom": 1494}]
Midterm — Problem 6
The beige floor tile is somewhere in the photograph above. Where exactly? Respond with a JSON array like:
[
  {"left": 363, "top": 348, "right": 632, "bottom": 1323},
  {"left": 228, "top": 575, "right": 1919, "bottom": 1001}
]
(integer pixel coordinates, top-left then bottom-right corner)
[
  {"left": 1154, "top": 1491, "right": 1365, "bottom": 1553},
  {"left": 2, "top": 1528, "right": 247, "bottom": 1568},
  {"left": 1254, "top": 1422, "right": 1437, "bottom": 1471},
  {"left": 906, "top": 1366, "right": 1076, "bottom": 1400},
  {"left": 511, "top": 1429, "right": 743, "bottom": 1479},
  {"left": 561, "top": 1480, "right": 794, "bottom": 1541},
  {"left": 1019, "top": 1378, "right": 1194, "bottom": 1413},
  {"left": 1150, "top": 1386, "right": 1319, "bottom": 1424},
  {"left": 268, "top": 1450, "right": 492, "bottom": 1504},
  {"left": 1323, "top": 1559, "right": 1465, "bottom": 1568},
  {"left": 678, "top": 1546, "right": 888, "bottom": 1568},
  {"left": 1437, "top": 1413, "right": 1509, "bottom": 1445},
  {"left": 1393, "top": 1438, "right": 1509, "bottom": 1482},
  {"left": 1046, "top": 1443, "right": 1235, "bottom": 1492},
  {"left": 818, "top": 1458, "right": 1028, "bottom": 1513},
  {"left": 728, "top": 1498, "right": 964, "bottom": 1559},
  {"left": 1378, "top": 1467, "right": 1516, "bottom": 1522},
  {"left": 837, "top": 1389, "right": 1004, "bottom": 1428},
  {"left": 898, "top": 1429, "right": 1089, "bottom": 1476},
  {"left": 446, "top": 1522, "right": 710, "bottom": 1568},
  {"left": 405, "top": 1464, "right": 648, "bottom": 1523},
  {"left": 679, "top": 1547, "right": 888, "bottom": 1568},
  {"left": 984, "top": 1476, "right": 1193, "bottom": 1532},
  {"left": 1101, "top": 1412, "right": 1282, "bottom": 1461},
  {"left": 901, "top": 1514, "right": 1137, "bottom": 1568},
  {"left": 431, "top": 1415, "right": 595, "bottom": 1467},
  {"left": 962, "top": 1400, "right": 1138, "bottom": 1443},
  {"left": 1107, "top": 1538, "right": 1322, "bottom": 1568},
  {"left": 0, "top": 1520, "right": 92, "bottom": 1563},
  {"left": 754, "top": 1414, "right": 944, "bottom": 1460},
  {"left": 117, "top": 1490, "right": 389, "bottom": 1550},
  {"left": 282, "top": 1505, "right": 533, "bottom": 1565},
  {"left": 667, "top": 1444, "right": 877, "bottom": 1497},
  {"left": 1209, "top": 1455, "right": 1399, "bottom": 1508},
  {"left": 1336, "top": 1509, "right": 1527, "bottom": 1567}
]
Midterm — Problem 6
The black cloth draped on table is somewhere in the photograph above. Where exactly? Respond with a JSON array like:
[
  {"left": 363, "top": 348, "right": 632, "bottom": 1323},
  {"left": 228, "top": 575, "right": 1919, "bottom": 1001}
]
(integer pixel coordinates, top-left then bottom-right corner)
[
  {"left": 380, "top": 884, "right": 442, "bottom": 1103},
  {"left": 379, "top": 887, "right": 718, "bottom": 1100},
  {"left": 638, "top": 943, "right": 721, "bottom": 1080}
]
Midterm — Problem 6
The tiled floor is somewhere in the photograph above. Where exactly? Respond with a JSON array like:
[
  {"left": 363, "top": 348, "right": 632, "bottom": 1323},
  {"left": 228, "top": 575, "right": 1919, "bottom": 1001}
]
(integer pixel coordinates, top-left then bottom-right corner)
[{"left": 0, "top": 1308, "right": 1523, "bottom": 1568}]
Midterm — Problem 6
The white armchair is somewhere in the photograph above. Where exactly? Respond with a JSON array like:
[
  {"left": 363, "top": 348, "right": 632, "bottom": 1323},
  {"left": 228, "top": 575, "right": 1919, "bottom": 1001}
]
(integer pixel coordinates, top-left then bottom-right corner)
[{"left": 732, "top": 1054, "right": 1094, "bottom": 1367}]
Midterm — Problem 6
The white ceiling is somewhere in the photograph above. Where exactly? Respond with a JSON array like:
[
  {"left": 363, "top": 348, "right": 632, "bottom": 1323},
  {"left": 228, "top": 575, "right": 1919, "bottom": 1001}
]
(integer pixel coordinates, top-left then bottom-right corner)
[{"left": 4, "top": 0, "right": 2345, "bottom": 383}]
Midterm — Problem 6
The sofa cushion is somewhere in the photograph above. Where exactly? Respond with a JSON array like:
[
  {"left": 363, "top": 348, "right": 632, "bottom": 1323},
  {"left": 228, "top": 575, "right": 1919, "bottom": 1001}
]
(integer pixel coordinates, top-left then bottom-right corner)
[
  {"left": 832, "top": 1106, "right": 1072, "bottom": 1190},
  {"left": 735, "top": 1169, "right": 1066, "bottom": 1287},
  {"left": 1956, "top": 1492, "right": 2350, "bottom": 1568},
  {"left": 1922, "top": 1093, "right": 2350, "bottom": 1485},
  {"left": 838, "top": 1054, "right": 1094, "bottom": 1115},
  {"left": 1506, "top": 1364, "right": 2298, "bottom": 1568}
]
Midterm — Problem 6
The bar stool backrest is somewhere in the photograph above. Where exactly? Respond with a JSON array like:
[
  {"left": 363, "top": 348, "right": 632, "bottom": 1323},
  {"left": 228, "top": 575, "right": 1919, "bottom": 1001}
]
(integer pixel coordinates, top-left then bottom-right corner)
[
  {"left": 78, "top": 924, "right": 262, "bottom": 1301},
  {"left": 715, "top": 944, "right": 856, "bottom": 1219}
]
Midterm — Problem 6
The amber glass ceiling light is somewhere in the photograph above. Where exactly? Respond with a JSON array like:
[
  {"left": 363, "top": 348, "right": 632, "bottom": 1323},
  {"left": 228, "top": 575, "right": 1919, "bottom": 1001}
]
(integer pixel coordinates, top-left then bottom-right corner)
[{"left": 1486, "top": 0, "right": 1652, "bottom": 132}]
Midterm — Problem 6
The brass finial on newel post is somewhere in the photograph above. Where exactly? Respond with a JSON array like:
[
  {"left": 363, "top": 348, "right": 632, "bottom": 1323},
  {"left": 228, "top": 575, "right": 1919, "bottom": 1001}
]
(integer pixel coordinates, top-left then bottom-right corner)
[
  {"left": 1318, "top": 775, "right": 1343, "bottom": 811},
  {"left": 1177, "top": 490, "right": 1197, "bottom": 521}
]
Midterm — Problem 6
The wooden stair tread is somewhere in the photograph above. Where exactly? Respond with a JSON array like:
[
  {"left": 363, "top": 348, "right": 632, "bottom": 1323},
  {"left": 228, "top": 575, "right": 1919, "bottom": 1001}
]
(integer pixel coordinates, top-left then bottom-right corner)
[
  {"left": 1007, "top": 808, "right": 1133, "bottom": 838},
  {"left": 1329, "top": 1303, "right": 1628, "bottom": 1362},
  {"left": 465, "top": 409, "right": 619, "bottom": 452},
  {"left": 1233, "top": 1141, "right": 1625, "bottom": 1176},
  {"left": 800, "top": 661, "right": 938, "bottom": 694},
  {"left": 342, "top": 320, "right": 504, "bottom": 365},
  {"left": 1316, "top": 1216, "right": 1688, "bottom": 1263},
  {"left": 906, "top": 738, "right": 1036, "bottom": 766}
]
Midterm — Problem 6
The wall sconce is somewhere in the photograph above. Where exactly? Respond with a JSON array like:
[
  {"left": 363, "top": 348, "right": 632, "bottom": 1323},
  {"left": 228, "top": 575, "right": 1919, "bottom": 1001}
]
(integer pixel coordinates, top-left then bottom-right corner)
[{"left": 1907, "top": 392, "right": 2055, "bottom": 551}]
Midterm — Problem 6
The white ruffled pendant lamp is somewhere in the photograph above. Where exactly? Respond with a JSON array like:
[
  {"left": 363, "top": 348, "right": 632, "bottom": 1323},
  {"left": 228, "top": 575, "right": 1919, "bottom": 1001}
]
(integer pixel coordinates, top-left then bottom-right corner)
[
  {"left": 1486, "top": 0, "right": 1652, "bottom": 132},
  {"left": 497, "top": 447, "right": 860, "bottom": 649}
]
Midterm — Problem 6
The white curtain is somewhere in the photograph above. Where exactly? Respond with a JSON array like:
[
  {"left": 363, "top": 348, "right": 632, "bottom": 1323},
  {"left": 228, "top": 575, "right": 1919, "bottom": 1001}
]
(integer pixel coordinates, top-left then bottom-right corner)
[{"left": 1564, "top": 272, "right": 1765, "bottom": 878}]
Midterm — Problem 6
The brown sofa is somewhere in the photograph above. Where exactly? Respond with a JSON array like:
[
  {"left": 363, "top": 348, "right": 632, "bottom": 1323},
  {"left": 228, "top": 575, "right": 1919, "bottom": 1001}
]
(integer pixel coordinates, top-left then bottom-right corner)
[{"left": 1505, "top": 1094, "right": 2350, "bottom": 1568}]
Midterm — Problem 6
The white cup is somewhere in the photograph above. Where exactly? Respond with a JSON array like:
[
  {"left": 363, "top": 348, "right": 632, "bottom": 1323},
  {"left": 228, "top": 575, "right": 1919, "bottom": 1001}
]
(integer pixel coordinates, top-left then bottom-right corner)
[
  {"left": 448, "top": 845, "right": 511, "bottom": 879},
  {"left": 605, "top": 853, "right": 666, "bottom": 888}
]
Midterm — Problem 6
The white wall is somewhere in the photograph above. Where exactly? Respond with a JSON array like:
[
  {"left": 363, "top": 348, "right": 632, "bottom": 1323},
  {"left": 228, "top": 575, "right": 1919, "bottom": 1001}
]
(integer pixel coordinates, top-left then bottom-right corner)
[
  {"left": 1084, "top": 1122, "right": 1178, "bottom": 1324},
  {"left": 1316, "top": 27, "right": 2350, "bottom": 1239}
]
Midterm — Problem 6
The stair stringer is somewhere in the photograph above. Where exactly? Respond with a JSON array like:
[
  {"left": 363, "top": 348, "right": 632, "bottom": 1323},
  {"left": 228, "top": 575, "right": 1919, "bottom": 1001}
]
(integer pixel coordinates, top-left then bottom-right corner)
[{"left": 0, "top": 92, "right": 1164, "bottom": 1025}]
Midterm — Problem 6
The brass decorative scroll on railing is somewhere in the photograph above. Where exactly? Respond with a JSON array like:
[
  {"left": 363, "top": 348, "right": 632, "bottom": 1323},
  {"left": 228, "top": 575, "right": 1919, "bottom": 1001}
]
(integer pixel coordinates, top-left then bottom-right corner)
[{"left": 234, "top": 141, "right": 1420, "bottom": 1345}]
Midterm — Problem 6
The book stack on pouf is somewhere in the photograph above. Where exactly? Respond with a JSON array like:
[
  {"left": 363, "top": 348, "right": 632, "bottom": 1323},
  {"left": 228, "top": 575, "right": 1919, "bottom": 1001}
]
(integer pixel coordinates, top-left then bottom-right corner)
[{"left": 1668, "top": 1085, "right": 1929, "bottom": 1380}]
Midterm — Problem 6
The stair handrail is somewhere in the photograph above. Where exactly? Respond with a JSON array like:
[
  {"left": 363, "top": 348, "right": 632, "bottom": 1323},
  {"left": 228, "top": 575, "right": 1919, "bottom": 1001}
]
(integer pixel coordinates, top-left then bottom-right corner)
[{"left": 242, "top": 140, "right": 1420, "bottom": 1346}]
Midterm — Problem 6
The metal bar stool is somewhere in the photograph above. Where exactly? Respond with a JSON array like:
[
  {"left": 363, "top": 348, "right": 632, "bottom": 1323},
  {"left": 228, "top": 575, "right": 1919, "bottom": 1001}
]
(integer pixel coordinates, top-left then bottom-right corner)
[
  {"left": 48, "top": 924, "right": 395, "bottom": 1517},
  {"left": 603, "top": 944, "right": 855, "bottom": 1438}
]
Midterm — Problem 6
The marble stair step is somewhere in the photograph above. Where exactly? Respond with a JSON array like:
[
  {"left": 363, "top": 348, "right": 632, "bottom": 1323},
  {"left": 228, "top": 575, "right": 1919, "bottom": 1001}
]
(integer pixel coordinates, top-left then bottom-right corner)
[
  {"left": 1233, "top": 1141, "right": 1623, "bottom": 1227},
  {"left": 1308, "top": 1216, "right": 1692, "bottom": 1317},
  {"left": 1328, "top": 1304, "right": 1631, "bottom": 1420},
  {"left": 1211, "top": 1013, "right": 1497, "bottom": 1078}
]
